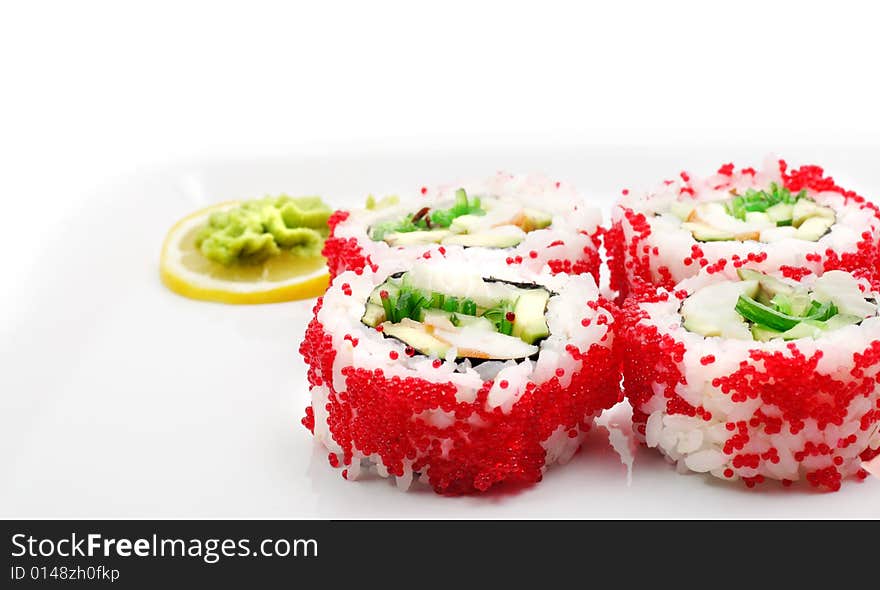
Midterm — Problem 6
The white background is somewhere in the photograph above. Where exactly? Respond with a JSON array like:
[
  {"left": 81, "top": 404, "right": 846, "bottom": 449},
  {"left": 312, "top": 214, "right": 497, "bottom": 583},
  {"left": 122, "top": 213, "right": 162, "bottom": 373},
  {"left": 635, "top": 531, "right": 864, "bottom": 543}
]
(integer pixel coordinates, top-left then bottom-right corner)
[
  {"left": 4, "top": 0, "right": 880, "bottom": 309},
  {"left": 2, "top": 1, "right": 880, "bottom": 517}
]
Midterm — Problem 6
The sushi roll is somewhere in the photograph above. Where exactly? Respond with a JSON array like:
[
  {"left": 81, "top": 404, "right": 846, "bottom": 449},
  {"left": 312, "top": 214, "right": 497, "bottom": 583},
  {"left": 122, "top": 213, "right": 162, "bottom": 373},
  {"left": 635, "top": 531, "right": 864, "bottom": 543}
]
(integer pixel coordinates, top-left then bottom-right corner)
[
  {"left": 323, "top": 172, "right": 603, "bottom": 283},
  {"left": 608, "top": 159, "right": 880, "bottom": 301},
  {"left": 620, "top": 266, "right": 880, "bottom": 490},
  {"left": 299, "top": 259, "right": 621, "bottom": 494}
]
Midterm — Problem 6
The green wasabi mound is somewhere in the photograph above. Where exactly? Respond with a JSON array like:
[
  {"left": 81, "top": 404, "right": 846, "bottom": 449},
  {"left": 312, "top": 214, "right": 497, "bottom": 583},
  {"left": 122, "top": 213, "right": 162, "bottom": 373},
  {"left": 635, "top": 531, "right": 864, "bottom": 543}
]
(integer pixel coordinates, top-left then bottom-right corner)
[{"left": 195, "top": 196, "right": 332, "bottom": 265}]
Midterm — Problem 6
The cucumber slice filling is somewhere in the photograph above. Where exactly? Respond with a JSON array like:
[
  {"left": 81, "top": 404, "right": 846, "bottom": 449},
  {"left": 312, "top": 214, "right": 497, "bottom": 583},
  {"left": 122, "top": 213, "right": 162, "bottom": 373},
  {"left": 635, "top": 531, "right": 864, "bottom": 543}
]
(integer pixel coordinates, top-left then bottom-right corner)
[
  {"left": 681, "top": 268, "right": 876, "bottom": 341},
  {"left": 668, "top": 182, "right": 836, "bottom": 243},
  {"left": 360, "top": 272, "right": 552, "bottom": 360},
  {"left": 735, "top": 295, "right": 837, "bottom": 332},
  {"left": 367, "top": 188, "right": 552, "bottom": 248}
]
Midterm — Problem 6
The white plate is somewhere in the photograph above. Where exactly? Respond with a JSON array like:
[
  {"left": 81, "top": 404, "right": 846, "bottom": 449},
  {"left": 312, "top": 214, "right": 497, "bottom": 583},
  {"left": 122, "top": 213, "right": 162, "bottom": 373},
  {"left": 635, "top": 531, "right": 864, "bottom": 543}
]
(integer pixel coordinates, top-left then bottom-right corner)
[{"left": 3, "top": 144, "right": 880, "bottom": 518}]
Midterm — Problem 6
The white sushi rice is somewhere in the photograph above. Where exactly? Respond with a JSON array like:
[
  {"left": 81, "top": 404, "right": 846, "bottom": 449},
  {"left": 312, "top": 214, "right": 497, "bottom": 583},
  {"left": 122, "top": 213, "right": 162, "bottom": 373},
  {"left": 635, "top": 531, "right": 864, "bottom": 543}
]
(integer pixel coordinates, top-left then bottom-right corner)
[
  {"left": 627, "top": 268, "right": 880, "bottom": 486},
  {"left": 331, "top": 171, "right": 602, "bottom": 277},
  {"left": 308, "top": 258, "right": 616, "bottom": 490}
]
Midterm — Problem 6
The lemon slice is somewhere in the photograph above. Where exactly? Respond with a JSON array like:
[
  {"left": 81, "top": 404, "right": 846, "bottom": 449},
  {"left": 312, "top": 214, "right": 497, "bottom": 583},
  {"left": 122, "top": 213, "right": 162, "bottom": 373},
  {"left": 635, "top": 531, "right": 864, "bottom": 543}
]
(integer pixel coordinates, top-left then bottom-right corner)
[{"left": 160, "top": 201, "right": 330, "bottom": 304}]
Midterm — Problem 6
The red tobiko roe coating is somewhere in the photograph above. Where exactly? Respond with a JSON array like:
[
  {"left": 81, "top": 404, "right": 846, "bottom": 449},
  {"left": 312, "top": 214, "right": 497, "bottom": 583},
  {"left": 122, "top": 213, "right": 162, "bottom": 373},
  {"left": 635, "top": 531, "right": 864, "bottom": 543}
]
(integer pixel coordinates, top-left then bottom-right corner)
[
  {"left": 608, "top": 161, "right": 880, "bottom": 303},
  {"left": 618, "top": 283, "right": 880, "bottom": 492},
  {"left": 300, "top": 297, "right": 622, "bottom": 495},
  {"left": 322, "top": 210, "right": 372, "bottom": 279}
]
